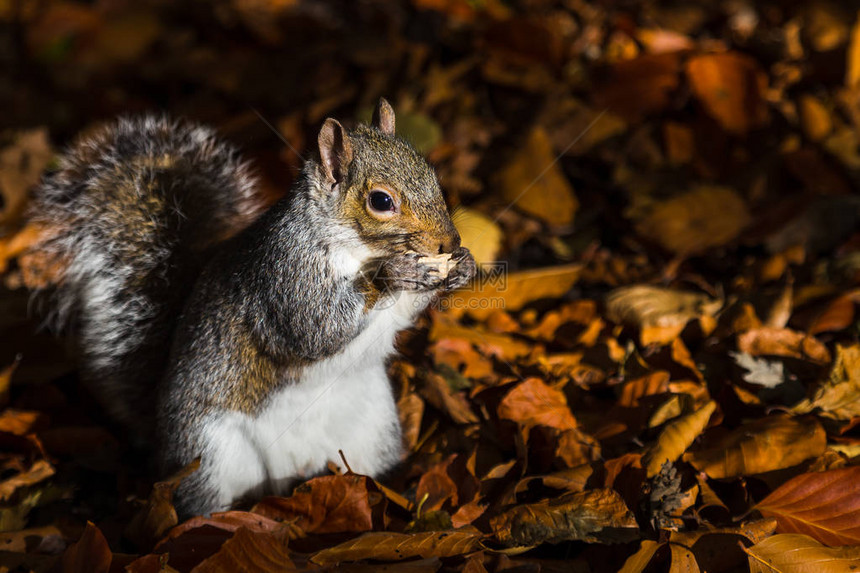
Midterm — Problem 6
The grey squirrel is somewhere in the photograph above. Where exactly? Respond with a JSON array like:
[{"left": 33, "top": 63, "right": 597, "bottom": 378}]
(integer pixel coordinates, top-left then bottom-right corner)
[{"left": 32, "top": 99, "right": 476, "bottom": 517}]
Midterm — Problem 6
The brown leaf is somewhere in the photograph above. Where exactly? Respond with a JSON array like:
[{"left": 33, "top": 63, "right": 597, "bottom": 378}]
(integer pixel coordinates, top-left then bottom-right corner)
[
  {"left": 743, "top": 533, "right": 860, "bottom": 573},
  {"left": 443, "top": 263, "right": 581, "bottom": 320},
  {"left": 310, "top": 529, "right": 483, "bottom": 565},
  {"left": 669, "top": 543, "right": 701, "bottom": 573},
  {"left": 453, "top": 207, "right": 503, "bottom": 265},
  {"left": 0, "top": 409, "right": 46, "bottom": 435},
  {"left": 398, "top": 390, "right": 424, "bottom": 452},
  {"left": 686, "top": 52, "right": 768, "bottom": 135},
  {"left": 792, "top": 344, "right": 860, "bottom": 420},
  {"left": 498, "top": 377, "right": 577, "bottom": 434},
  {"left": 606, "top": 285, "right": 721, "bottom": 346},
  {"left": 496, "top": 127, "right": 578, "bottom": 228},
  {"left": 847, "top": 13, "right": 860, "bottom": 88},
  {"left": 594, "top": 52, "right": 683, "bottom": 122},
  {"left": 251, "top": 474, "right": 382, "bottom": 534},
  {"left": 643, "top": 400, "right": 716, "bottom": 477},
  {"left": 683, "top": 415, "right": 827, "bottom": 479},
  {"left": 62, "top": 521, "right": 111, "bottom": 573},
  {"left": 158, "top": 511, "right": 285, "bottom": 548},
  {"left": 0, "top": 128, "right": 53, "bottom": 225},
  {"left": 490, "top": 489, "right": 639, "bottom": 546},
  {"left": 799, "top": 95, "right": 834, "bottom": 142},
  {"left": 416, "top": 455, "right": 460, "bottom": 513},
  {"left": 618, "top": 540, "right": 662, "bottom": 573},
  {"left": 809, "top": 294, "right": 857, "bottom": 335},
  {"left": 0, "top": 459, "right": 54, "bottom": 501},
  {"left": 126, "top": 458, "right": 200, "bottom": 549},
  {"left": 634, "top": 185, "right": 751, "bottom": 256},
  {"left": 421, "top": 371, "right": 479, "bottom": 425},
  {"left": 191, "top": 527, "right": 295, "bottom": 572},
  {"left": 619, "top": 371, "right": 670, "bottom": 407},
  {"left": 737, "top": 327, "right": 831, "bottom": 365},
  {"left": 756, "top": 466, "right": 860, "bottom": 546}
]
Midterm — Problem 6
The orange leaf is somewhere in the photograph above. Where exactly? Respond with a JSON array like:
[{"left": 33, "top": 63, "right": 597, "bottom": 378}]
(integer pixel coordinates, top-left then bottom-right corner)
[
  {"left": 192, "top": 527, "right": 295, "bottom": 572},
  {"left": 643, "top": 400, "right": 716, "bottom": 477},
  {"left": 743, "top": 533, "right": 860, "bottom": 573},
  {"left": 310, "top": 529, "right": 483, "bottom": 565},
  {"left": 251, "top": 474, "right": 382, "bottom": 534},
  {"left": 686, "top": 52, "right": 768, "bottom": 135},
  {"left": 683, "top": 415, "right": 826, "bottom": 479},
  {"left": 737, "top": 327, "right": 831, "bottom": 364},
  {"left": 62, "top": 522, "right": 111, "bottom": 573},
  {"left": 756, "top": 466, "right": 860, "bottom": 546},
  {"left": 498, "top": 377, "right": 578, "bottom": 433},
  {"left": 618, "top": 540, "right": 662, "bottom": 573},
  {"left": 490, "top": 489, "right": 638, "bottom": 546}
]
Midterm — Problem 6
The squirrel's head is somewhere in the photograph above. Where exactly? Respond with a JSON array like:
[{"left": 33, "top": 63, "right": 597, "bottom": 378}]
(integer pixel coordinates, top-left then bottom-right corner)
[{"left": 313, "top": 99, "right": 460, "bottom": 257}]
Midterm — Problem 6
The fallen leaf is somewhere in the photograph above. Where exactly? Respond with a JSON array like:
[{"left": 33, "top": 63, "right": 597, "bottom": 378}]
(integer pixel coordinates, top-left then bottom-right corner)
[
  {"left": 0, "top": 128, "right": 53, "bottom": 225},
  {"left": 498, "top": 377, "right": 577, "bottom": 435},
  {"left": 496, "top": 127, "right": 578, "bottom": 228},
  {"left": 799, "top": 95, "right": 833, "bottom": 142},
  {"left": 0, "top": 409, "right": 45, "bottom": 435},
  {"left": 490, "top": 488, "right": 639, "bottom": 546},
  {"left": 633, "top": 186, "right": 751, "bottom": 256},
  {"left": 731, "top": 352, "right": 785, "bottom": 388},
  {"left": 251, "top": 474, "right": 382, "bottom": 534},
  {"left": 310, "top": 529, "right": 483, "bottom": 565},
  {"left": 643, "top": 401, "right": 716, "bottom": 477},
  {"left": 453, "top": 207, "right": 503, "bottom": 265},
  {"left": 605, "top": 285, "right": 721, "bottom": 345},
  {"left": 756, "top": 466, "right": 860, "bottom": 546},
  {"left": 808, "top": 294, "right": 856, "bottom": 335},
  {"left": 62, "top": 521, "right": 111, "bottom": 573},
  {"left": 684, "top": 415, "right": 827, "bottom": 479},
  {"left": 743, "top": 533, "right": 860, "bottom": 573},
  {"left": 158, "top": 511, "right": 285, "bottom": 548},
  {"left": 737, "top": 327, "right": 831, "bottom": 365},
  {"left": 443, "top": 263, "right": 581, "bottom": 320},
  {"left": 594, "top": 52, "right": 683, "bottom": 122},
  {"left": 669, "top": 542, "right": 701, "bottom": 573},
  {"left": 126, "top": 458, "right": 201, "bottom": 549},
  {"left": 846, "top": 12, "right": 860, "bottom": 88},
  {"left": 618, "top": 539, "right": 662, "bottom": 573},
  {"left": 618, "top": 371, "right": 670, "bottom": 407},
  {"left": 191, "top": 526, "right": 295, "bottom": 572},
  {"left": 0, "top": 459, "right": 54, "bottom": 501},
  {"left": 793, "top": 345, "right": 860, "bottom": 420},
  {"left": 686, "top": 52, "right": 768, "bottom": 135}
]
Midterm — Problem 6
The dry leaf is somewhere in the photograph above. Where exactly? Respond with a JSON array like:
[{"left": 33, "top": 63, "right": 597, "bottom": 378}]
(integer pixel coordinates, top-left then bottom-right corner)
[
  {"left": 686, "top": 52, "right": 768, "bottom": 135},
  {"left": 605, "top": 285, "right": 721, "bottom": 345},
  {"left": 756, "top": 466, "right": 860, "bottom": 546},
  {"left": 799, "top": 95, "right": 833, "bottom": 142},
  {"left": 792, "top": 344, "right": 860, "bottom": 420},
  {"left": 744, "top": 533, "right": 860, "bottom": 573},
  {"left": 251, "top": 474, "right": 382, "bottom": 534},
  {"left": 643, "top": 400, "right": 716, "bottom": 477},
  {"left": 311, "top": 529, "right": 482, "bottom": 564},
  {"left": 62, "top": 521, "right": 111, "bottom": 573},
  {"left": 669, "top": 543, "right": 701, "bottom": 573},
  {"left": 594, "top": 52, "right": 683, "bottom": 122},
  {"left": 453, "top": 207, "right": 503, "bottom": 265},
  {"left": 158, "top": 511, "right": 285, "bottom": 548},
  {"left": 496, "top": 127, "right": 578, "bottom": 228},
  {"left": 684, "top": 415, "right": 826, "bottom": 479},
  {"left": 618, "top": 540, "right": 662, "bottom": 573},
  {"left": 126, "top": 458, "right": 200, "bottom": 549},
  {"left": 846, "top": 12, "right": 860, "bottom": 88},
  {"left": 191, "top": 526, "right": 295, "bottom": 572},
  {"left": 809, "top": 294, "right": 856, "bottom": 335},
  {"left": 737, "top": 327, "right": 831, "bottom": 365},
  {"left": 498, "top": 377, "right": 577, "bottom": 435},
  {"left": 0, "top": 128, "right": 53, "bottom": 225},
  {"left": 0, "top": 459, "right": 54, "bottom": 502},
  {"left": 634, "top": 186, "right": 751, "bottom": 256},
  {"left": 490, "top": 488, "right": 638, "bottom": 546},
  {"left": 443, "top": 263, "right": 581, "bottom": 320}
]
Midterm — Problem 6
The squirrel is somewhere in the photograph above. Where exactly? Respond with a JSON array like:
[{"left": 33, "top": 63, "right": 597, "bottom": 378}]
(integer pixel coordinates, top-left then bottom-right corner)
[{"left": 31, "top": 99, "right": 477, "bottom": 517}]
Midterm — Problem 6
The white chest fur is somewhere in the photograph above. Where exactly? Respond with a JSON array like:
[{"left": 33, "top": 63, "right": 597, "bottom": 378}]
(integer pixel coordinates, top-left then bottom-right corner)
[{"left": 199, "top": 244, "right": 435, "bottom": 510}]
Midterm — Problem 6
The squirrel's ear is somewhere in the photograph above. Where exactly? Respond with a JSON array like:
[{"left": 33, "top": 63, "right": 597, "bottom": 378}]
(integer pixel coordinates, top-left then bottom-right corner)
[
  {"left": 372, "top": 98, "right": 395, "bottom": 135},
  {"left": 318, "top": 118, "right": 353, "bottom": 186}
]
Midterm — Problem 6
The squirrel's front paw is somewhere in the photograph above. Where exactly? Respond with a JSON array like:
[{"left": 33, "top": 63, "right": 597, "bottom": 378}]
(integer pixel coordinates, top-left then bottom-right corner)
[
  {"left": 443, "top": 247, "right": 477, "bottom": 291},
  {"left": 374, "top": 253, "right": 444, "bottom": 293}
]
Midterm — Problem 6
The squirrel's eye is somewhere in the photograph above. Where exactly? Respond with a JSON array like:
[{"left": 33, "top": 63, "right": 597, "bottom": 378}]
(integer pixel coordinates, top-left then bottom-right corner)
[{"left": 368, "top": 190, "right": 395, "bottom": 213}]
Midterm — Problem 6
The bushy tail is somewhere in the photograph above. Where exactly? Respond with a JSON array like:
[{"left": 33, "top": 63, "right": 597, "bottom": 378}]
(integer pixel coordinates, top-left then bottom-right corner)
[{"left": 31, "top": 116, "right": 265, "bottom": 435}]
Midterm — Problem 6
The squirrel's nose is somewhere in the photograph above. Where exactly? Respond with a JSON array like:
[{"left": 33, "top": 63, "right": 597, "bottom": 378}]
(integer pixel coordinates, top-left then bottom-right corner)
[{"left": 439, "top": 231, "right": 461, "bottom": 254}]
